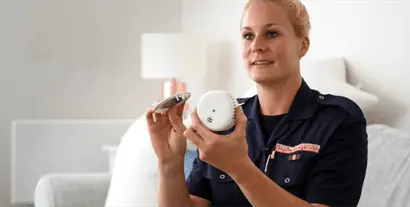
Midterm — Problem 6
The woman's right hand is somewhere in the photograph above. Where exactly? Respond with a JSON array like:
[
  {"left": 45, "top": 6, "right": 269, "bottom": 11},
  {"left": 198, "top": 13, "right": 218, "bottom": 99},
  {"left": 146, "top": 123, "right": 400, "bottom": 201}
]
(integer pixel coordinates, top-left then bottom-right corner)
[{"left": 145, "top": 102, "right": 188, "bottom": 166}]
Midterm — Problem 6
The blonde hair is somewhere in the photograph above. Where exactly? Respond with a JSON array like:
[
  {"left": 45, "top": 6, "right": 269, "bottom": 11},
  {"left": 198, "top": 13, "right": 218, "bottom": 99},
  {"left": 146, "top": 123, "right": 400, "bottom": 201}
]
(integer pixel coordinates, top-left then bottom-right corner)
[{"left": 242, "top": 0, "right": 311, "bottom": 37}]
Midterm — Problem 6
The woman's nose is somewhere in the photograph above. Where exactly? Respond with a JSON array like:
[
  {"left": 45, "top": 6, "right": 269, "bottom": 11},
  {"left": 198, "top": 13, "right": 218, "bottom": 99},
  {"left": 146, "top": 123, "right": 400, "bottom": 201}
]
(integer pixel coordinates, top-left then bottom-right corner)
[{"left": 251, "top": 37, "right": 267, "bottom": 52}]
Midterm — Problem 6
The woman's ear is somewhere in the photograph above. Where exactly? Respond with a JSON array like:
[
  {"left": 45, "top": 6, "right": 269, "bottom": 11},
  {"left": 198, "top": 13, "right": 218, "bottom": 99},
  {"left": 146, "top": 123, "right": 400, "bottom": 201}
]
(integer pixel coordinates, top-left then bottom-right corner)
[{"left": 299, "top": 37, "right": 310, "bottom": 57}]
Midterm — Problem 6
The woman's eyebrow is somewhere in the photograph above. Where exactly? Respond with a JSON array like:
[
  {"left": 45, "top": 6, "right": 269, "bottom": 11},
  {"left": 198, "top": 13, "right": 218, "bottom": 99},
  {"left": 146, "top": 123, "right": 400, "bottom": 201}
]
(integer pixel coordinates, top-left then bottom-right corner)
[{"left": 242, "top": 22, "right": 279, "bottom": 31}]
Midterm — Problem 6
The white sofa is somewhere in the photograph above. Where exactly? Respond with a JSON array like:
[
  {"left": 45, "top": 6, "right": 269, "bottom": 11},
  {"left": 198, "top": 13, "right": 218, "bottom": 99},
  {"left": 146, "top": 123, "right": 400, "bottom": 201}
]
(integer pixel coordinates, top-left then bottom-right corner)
[
  {"left": 34, "top": 148, "right": 197, "bottom": 207},
  {"left": 34, "top": 173, "right": 110, "bottom": 207},
  {"left": 34, "top": 124, "right": 410, "bottom": 207}
]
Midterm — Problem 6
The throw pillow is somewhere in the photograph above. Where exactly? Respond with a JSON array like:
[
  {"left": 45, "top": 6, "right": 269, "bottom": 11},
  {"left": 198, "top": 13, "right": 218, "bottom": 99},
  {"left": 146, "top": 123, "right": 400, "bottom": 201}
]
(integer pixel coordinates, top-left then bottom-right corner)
[{"left": 105, "top": 116, "right": 196, "bottom": 207}]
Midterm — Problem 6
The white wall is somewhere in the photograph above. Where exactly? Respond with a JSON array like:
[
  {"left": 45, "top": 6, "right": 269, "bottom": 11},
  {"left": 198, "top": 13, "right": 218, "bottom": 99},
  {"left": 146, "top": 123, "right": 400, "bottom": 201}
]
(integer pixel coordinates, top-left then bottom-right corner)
[
  {"left": 182, "top": 0, "right": 251, "bottom": 99},
  {"left": 0, "top": 0, "right": 182, "bottom": 206},
  {"left": 182, "top": 0, "right": 410, "bottom": 131}
]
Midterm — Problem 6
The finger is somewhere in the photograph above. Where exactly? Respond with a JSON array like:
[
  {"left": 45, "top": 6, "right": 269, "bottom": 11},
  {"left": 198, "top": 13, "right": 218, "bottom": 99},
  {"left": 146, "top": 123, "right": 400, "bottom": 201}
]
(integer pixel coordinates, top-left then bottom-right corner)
[
  {"left": 175, "top": 101, "right": 186, "bottom": 117},
  {"left": 191, "top": 108, "right": 215, "bottom": 138},
  {"left": 183, "top": 127, "right": 204, "bottom": 147},
  {"left": 145, "top": 108, "right": 155, "bottom": 125},
  {"left": 172, "top": 128, "right": 184, "bottom": 137},
  {"left": 168, "top": 105, "right": 187, "bottom": 133},
  {"left": 154, "top": 111, "right": 169, "bottom": 124},
  {"left": 232, "top": 106, "right": 247, "bottom": 135},
  {"left": 153, "top": 112, "right": 158, "bottom": 123}
]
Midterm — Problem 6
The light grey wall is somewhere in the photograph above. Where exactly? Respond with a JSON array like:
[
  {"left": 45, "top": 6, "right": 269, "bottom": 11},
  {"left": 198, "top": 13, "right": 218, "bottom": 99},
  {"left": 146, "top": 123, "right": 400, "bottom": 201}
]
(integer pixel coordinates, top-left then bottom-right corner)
[{"left": 0, "top": 0, "right": 182, "bottom": 206}]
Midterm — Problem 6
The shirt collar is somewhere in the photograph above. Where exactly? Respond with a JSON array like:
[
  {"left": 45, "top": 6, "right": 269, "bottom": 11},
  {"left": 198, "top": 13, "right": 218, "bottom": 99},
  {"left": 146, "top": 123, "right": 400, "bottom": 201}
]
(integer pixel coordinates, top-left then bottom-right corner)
[{"left": 246, "top": 79, "right": 315, "bottom": 121}]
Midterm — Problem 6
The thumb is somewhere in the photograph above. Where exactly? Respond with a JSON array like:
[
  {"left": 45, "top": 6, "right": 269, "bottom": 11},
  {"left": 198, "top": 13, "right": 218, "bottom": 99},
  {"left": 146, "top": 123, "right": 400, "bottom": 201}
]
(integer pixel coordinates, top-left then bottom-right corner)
[{"left": 232, "top": 106, "right": 247, "bottom": 136}]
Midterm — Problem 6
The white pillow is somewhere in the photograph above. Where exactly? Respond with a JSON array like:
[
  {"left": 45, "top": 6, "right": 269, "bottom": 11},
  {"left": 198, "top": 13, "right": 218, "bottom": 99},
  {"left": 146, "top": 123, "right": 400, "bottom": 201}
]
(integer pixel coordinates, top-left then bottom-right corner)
[
  {"left": 105, "top": 116, "right": 196, "bottom": 207},
  {"left": 300, "top": 57, "right": 347, "bottom": 82},
  {"left": 305, "top": 78, "right": 379, "bottom": 109},
  {"left": 105, "top": 116, "right": 159, "bottom": 207},
  {"left": 301, "top": 57, "right": 378, "bottom": 110}
]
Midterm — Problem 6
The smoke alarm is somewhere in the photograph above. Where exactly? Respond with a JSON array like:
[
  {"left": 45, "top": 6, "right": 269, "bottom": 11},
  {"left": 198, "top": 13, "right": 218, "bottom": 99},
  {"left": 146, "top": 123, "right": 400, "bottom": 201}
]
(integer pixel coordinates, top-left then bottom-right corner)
[{"left": 197, "top": 90, "right": 240, "bottom": 132}]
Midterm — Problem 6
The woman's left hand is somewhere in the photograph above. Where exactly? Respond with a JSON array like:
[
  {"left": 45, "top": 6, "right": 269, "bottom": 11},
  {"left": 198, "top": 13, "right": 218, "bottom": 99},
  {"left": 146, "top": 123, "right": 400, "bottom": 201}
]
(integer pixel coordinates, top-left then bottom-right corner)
[{"left": 184, "top": 106, "right": 250, "bottom": 175}]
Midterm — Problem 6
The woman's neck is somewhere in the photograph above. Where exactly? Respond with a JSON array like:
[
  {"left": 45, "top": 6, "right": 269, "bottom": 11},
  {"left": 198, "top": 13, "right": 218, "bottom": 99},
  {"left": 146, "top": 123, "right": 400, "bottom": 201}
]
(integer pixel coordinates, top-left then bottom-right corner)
[{"left": 256, "top": 75, "right": 302, "bottom": 116}]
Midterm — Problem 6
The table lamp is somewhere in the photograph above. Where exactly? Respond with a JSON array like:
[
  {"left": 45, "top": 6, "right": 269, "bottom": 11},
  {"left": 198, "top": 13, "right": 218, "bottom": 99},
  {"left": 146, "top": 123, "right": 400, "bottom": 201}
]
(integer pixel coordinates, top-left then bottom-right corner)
[{"left": 140, "top": 33, "right": 208, "bottom": 115}]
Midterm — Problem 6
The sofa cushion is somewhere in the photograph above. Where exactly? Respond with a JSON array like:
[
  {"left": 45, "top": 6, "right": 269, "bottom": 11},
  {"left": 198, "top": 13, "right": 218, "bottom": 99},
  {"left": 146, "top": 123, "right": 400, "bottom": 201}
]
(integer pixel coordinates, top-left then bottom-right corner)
[{"left": 358, "top": 124, "right": 410, "bottom": 206}]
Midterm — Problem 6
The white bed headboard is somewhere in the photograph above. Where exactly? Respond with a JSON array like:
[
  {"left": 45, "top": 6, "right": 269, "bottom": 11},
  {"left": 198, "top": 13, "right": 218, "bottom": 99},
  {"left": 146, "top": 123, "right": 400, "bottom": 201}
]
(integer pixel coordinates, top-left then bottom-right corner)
[{"left": 10, "top": 119, "right": 135, "bottom": 204}]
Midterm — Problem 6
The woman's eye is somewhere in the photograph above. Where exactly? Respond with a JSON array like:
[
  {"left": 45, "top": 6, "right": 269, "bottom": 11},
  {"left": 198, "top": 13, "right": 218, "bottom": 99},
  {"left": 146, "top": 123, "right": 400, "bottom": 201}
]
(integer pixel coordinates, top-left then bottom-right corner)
[
  {"left": 243, "top": 33, "right": 253, "bottom": 40},
  {"left": 267, "top": 31, "right": 277, "bottom": 38}
]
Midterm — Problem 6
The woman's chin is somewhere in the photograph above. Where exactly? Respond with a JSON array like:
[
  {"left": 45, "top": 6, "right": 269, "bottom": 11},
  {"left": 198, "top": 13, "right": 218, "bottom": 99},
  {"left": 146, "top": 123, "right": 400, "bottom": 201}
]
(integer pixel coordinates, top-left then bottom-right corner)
[
  {"left": 253, "top": 75, "right": 295, "bottom": 86},
  {"left": 250, "top": 73, "right": 280, "bottom": 83}
]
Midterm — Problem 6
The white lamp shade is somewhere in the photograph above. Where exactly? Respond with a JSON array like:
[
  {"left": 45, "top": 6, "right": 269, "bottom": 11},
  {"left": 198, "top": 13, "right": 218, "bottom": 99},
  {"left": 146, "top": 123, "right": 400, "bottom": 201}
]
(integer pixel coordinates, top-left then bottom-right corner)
[{"left": 141, "top": 33, "right": 208, "bottom": 80}]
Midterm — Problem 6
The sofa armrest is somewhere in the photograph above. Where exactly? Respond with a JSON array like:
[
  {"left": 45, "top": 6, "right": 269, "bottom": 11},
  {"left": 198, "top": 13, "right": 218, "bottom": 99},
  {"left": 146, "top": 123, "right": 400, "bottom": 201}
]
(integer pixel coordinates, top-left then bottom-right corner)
[{"left": 34, "top": 173, "right": 110, "bottom": 207}]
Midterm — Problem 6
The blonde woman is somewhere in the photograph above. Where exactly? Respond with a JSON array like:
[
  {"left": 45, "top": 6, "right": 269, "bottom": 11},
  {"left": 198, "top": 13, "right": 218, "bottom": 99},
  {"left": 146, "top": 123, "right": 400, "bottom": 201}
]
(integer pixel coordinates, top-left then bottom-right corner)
[{"left": 146, "top": 0, "right": 368, "bottom": 206}]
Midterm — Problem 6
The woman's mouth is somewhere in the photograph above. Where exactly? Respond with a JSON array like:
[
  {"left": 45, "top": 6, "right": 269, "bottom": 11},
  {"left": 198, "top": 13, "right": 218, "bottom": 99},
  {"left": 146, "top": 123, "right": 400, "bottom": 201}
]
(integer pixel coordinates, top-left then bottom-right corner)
[{"left": 251, "top": 60, "right": 274, "bottom": 66}]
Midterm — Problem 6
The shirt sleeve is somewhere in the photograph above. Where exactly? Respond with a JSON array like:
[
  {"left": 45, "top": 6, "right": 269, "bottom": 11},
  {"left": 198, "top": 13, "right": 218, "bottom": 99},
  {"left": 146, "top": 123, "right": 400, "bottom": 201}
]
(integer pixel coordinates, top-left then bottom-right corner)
[
  {"left": 304, "top": 116, "right": 368, "bottom": 206},
  {"left": 186, "top": 151, "right": 212, "bottom": 202}
]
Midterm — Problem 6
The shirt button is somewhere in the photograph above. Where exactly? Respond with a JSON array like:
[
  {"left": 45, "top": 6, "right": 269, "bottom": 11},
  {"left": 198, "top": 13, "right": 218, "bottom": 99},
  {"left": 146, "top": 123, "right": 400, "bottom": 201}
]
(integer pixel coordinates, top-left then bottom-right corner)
[
  {"left": 220, "top": 174, "right": 226, "bottom": 180},
  {"left": 284, "top": 178, "right": 290, "bottom": 183},
  {"left": 319, "top": 95, "right": 324, "bottom": 100}
]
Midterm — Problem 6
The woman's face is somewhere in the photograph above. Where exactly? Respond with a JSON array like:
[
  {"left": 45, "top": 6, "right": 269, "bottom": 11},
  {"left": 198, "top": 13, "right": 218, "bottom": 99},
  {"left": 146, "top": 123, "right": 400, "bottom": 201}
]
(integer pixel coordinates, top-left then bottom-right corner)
[{"left": 241, "top": 3, "right": 308, "bottom": 84}]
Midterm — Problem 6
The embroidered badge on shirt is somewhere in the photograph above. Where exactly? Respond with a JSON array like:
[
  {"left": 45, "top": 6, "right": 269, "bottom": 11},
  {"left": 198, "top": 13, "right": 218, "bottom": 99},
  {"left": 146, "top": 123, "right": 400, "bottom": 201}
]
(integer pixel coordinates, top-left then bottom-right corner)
[
  {"left": 275, "top": 143, "right": 321, "bottom": 154},
  {"left": 289, "top": 153, "right": 301, "bottom": 161}
]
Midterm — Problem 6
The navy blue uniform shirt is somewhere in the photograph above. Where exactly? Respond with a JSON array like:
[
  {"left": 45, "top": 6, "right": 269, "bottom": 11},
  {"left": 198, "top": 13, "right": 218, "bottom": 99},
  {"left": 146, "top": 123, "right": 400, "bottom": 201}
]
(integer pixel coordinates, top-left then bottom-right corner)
[{"left": 186, "top": 80, "right": 368, "bottom": 207}]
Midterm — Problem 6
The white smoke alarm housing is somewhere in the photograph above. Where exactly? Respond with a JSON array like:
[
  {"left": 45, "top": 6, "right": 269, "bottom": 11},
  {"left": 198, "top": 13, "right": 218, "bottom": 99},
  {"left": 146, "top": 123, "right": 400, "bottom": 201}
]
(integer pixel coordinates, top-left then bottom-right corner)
[{"left": 197, "top": 90, "right": 240, "bottom": 132}]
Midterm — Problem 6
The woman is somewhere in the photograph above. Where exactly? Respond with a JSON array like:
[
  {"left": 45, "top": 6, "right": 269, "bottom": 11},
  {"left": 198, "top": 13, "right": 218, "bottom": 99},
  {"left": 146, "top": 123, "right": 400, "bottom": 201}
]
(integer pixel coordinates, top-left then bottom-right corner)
[{"left": 145, "top": 0, "right": 368, "bottom": 206}]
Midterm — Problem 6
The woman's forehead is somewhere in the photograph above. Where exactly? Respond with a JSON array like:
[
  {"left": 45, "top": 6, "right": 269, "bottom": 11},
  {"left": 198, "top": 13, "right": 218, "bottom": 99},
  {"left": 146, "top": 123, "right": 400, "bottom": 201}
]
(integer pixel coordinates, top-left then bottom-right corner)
[{"left": 241, "top": 3, "right": 289, "bottom": 29}]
